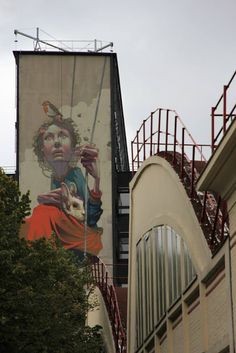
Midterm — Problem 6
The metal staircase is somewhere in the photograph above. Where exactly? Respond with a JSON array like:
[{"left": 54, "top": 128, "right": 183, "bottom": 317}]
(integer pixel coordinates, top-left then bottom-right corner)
[
  {"left": 131, "top": 108, "right": 229, "bottom": 255},
  {"left": 91, "top": 257, "right": 126, "bottom": 353}
]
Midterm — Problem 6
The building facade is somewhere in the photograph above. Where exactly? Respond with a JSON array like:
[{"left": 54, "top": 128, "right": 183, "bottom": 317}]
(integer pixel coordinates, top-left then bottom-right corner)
[
  {"left": 127, "top": 72, "right": 236, "bottom": 353},
  {"left": 14, "top": 50, "right": 130, "bottom": 353}
]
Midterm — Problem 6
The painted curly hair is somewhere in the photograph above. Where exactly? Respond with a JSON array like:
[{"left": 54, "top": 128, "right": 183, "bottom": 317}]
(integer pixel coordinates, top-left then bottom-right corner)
[{"left": 33, "top": 118, "right": 81, "bottom": 173}]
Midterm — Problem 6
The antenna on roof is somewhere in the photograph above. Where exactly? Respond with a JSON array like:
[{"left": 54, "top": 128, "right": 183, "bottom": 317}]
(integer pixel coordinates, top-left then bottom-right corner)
[{"left": 14, "top": 28, "right": 113, "bottom": 53}]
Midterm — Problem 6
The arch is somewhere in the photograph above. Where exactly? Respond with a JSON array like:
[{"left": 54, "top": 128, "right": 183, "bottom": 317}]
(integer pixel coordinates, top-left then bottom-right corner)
[{"left": 129, "top": 155, "right": 211, "bottom": 272}]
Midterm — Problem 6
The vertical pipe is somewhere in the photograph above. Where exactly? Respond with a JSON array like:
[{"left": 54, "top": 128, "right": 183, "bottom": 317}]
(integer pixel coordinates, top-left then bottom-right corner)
[
  {"left": 211, "top": 107, "right": 215, "bottom": 153},
  {"left": 181, "top": 128, "right": 185, "bottom": 179},
  {"left": 173, "top": 115, "right": 178, "bottom": 164},
  {"left": 137, "top": 132, "right": 140, "bottom": 169},
  {"left": 191, "top": 145, "right": 195, "bottom": 198},
  {"left": 131, "top": 140, "right": 134, "bottom": 175},
  {"left": 165, "top": 110, "right": 169, "bottom": 156},
  {"left": 150, "top": 112, "right": 153, "bottom": 156},
  {"left": 157, "top": 109, "right": 162, "bottom": 154},
  {"left": 36, "top": 27, "right": 39, "bottom": 47},
  {"left": 223, "top": 85, "right": 227, "bottom": 134}
]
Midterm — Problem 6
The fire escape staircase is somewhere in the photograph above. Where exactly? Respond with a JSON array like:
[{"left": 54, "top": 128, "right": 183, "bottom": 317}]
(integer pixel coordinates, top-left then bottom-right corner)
[
  {"left": 131, "top": 108, "right": 229, "bottom": 255},
  {"left": 91, "top": 257, "right": 126, "bottom": 353}
]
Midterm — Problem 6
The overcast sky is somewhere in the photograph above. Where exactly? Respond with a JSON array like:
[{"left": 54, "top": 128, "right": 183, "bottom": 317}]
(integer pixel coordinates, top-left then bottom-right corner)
[{"left": 0, "top": 0, "right": 236, "bottom": 169}]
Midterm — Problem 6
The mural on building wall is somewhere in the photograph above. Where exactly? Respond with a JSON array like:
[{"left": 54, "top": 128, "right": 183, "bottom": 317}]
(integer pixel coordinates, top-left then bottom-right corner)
[{"left": 18, "top": 55, "right": 112, "bottom": 259}]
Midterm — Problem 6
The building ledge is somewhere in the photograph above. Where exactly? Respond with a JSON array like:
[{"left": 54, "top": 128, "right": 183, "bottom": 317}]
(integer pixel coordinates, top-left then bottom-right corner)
[{"left": 197, "top": 118, "right": 236, "bottom": 200}]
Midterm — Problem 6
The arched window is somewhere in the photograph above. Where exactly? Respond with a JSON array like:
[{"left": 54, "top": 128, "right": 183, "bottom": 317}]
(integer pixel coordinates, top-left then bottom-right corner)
[{"left": 136, "top": 225, "right": 196, "bottom": 348}]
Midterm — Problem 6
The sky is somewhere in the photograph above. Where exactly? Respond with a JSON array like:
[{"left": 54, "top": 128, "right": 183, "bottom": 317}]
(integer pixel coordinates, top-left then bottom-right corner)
[{"left": 0, "top": 0, "right": 236, "bottom": 170}]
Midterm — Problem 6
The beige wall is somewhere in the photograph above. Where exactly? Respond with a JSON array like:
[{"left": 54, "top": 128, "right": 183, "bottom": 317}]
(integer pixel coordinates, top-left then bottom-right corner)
[
  {"left": 188, "top": 301, "right": 201, "bottom": 353},
  {"left": 127, "top": 156, "right": 233, "bottom": 353},
  {"left": 87, "top": 287, "right": 115, "bottom": 353},
  {"left": 227, "top": 193, "right": 236, "bottom": 347}
]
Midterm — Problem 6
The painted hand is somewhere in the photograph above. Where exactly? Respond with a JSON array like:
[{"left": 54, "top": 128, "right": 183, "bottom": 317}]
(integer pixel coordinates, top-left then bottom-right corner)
[
  {"left": 37, "top": 188, "right": 62, "bottom": 206},
  {"left": 75, "top": 144, "right": 100, "bottom": 180}
]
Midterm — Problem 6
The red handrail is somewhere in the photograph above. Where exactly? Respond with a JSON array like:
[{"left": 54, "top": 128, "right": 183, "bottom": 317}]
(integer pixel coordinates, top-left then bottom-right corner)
[
  {"left": 211, "top": 70, "right": 236, "bottom": 150},
  {"left": 131, "top": 108, "right": 229, "bottom": 254},
  {"left": 91, "top": 257, "right": 126, "bottom": 353}
]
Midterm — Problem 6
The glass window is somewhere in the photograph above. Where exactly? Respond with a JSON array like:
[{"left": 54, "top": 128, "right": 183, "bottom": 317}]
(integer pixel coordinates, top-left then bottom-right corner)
[
  {"left": 118, "top": 193, "right": 129, "bottom": 207},
  {"left": 166, "top": 227, "right": 182, "bottom": 306},
  {"left": 183, "top": 242, "right": 196, "bottom": 288},
  {"left": 135, "top": 225, "right": 196, "bottom": 348},
  {"left": 118, "top": 192, "right": 129, "bottom": 214},
  {"left": 136, "top": 242, "right": 143, "bottom": 347},
  {"left": 154, "top": 226, "right": 166, "bottom": 323},
  {"left": 144, "top": 232, "right": 154, "bottom": 336},
  {"left": 119, "top": 237, "right": 129, "bottom": 259}
]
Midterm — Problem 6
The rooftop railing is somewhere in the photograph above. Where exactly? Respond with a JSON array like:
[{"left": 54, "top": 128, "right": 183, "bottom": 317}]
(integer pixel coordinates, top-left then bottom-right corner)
[
  {"left": 211, "top": 70, "right": 236, "bottom": 151},
  {"left": 131, "top": 109, "right": 229, "bottom": 255}
]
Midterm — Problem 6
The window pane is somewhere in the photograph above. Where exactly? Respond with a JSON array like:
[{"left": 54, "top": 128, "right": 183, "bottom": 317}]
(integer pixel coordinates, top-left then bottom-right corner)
[
  {"left": 136, "top": 243, "right": 143, "bottom": 347},
  {"left": 119, "top": 193, "right": 129, "bottom": 207},
  {"left": 183, "top": 242, "right": 196, "bottom": 288},
  {"left": 155, "top": 226, "right": 166, "bottom": 321}
]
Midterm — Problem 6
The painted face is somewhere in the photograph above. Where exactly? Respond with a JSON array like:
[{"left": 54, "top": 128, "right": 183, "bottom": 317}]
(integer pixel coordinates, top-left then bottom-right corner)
[{"left": 42, "top": 124, "right": 72, "bottom": 163}]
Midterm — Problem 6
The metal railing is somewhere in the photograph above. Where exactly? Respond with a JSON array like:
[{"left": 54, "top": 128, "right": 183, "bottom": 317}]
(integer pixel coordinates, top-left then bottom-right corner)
[
  {"left": 14, "top": 28, "right": 113, "bottom": 53},
  {"left": 91, "top": 257, "right": 126, "bottom": 353},
  {"left": 1, "top": 166, "right": 16, "bottom": 175},
  {"left": 131, "top": 109, "right": 229, "bottom": 255},
  {"left": 211, "top": 70, "right": 236, "bottom": 151}
]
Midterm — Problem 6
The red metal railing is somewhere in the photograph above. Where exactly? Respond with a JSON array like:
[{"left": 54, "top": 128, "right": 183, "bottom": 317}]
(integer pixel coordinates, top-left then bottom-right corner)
[
  {"left": 131, "top": 108, "right": 229, "bottom": 254},
  {"left": 211, "top": 70, "right": 236, "bottom": 151},
  {"left": 91, "top": 257, "right": 126, "bottom": 353}
]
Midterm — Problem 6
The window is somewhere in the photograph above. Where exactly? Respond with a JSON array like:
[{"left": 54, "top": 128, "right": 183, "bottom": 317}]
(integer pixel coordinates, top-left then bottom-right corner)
[
  {"left": 118, "top": 192, "right": 129, "bottom": 214},
  {"left": 183, "top": 242, "right": 196, "bottom": 287},
  {"left": 136, "top": 242, "right": 143, "bottom": 347},
  {"left": 135, "top": 225, "right": 196, "bottom": 348},
  {"left": 154, "top": 226, "right": 166, "bottom": 322},
  {"left": 166, "top": 226, "right": 182, "bottom": 306},
  {"left": 119, "top": 236, "right": 129, "bottom": 260},
  {"left": 144, "top": 232, "right": 154, "bottom": 336}
]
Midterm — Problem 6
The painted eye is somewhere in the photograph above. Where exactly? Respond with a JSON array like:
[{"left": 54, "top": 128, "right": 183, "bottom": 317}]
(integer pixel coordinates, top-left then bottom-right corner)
[
  {"left": 72, "top": 202, "right": 80, "bottom": 209},
  {"left": 44, "top": 133, "right": 54, "bottom": 141},
  {"left": 59, "top": 131, "right": 69, "bottom": 139}
]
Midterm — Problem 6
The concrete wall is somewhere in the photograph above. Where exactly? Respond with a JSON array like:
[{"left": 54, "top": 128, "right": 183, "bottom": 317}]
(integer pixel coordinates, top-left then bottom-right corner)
[{"left": 87, "top": 287, "right": 115, "bottom": 353}]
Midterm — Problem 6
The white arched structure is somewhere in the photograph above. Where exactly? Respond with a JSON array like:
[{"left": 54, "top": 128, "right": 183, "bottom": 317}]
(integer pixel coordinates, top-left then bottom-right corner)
[{"left": 127, "top": 156, "right": 213, "bottom": 353}]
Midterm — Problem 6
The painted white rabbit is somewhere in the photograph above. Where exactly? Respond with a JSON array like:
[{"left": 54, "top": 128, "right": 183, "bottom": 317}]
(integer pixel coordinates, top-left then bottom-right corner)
[{"left": 61, "top": 182, "right": 85, "bottom": 222}]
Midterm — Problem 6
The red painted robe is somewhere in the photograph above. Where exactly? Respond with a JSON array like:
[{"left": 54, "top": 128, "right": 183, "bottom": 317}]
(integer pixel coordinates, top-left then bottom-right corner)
[{"left": 20, "top": 204, "right": 103, "bottom": 255}]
